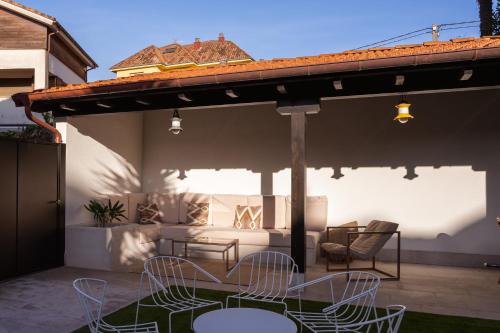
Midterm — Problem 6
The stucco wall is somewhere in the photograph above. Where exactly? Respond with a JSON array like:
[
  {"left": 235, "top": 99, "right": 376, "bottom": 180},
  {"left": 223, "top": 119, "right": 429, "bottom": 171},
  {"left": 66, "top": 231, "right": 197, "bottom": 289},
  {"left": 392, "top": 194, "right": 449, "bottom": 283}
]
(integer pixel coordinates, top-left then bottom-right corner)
[
  {"left": 141, "top": 90, "right": 500, "bottom": 260},
  {"left": 60, "top": 112, "right": 144, "bottom": 226}
]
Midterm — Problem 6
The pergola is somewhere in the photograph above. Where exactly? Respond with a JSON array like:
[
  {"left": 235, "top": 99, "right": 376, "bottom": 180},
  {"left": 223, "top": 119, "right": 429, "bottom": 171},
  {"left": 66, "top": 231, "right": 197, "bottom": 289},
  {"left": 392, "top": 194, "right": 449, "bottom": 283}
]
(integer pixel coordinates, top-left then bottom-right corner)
[{"left": 13, "top": 37, "right": 500, "bottom": 273}]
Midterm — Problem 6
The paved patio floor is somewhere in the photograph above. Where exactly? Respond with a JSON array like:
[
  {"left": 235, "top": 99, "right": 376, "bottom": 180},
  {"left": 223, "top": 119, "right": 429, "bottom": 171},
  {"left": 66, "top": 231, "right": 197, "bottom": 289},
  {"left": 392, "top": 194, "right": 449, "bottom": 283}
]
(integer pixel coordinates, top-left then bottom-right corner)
[{"left": 0, "top": 262, "right": 499, "bottom": 333}]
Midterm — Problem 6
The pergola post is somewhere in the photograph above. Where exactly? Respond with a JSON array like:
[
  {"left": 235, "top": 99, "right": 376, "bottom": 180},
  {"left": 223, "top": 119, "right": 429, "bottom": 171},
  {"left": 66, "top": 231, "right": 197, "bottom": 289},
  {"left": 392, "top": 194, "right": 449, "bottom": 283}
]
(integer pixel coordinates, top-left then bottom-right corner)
[
  {"left": 291, "top": 110, "right": 307, "bottom": 273},
  {"left": 277, "top": 100, "right": 320, "bottom": 274}
]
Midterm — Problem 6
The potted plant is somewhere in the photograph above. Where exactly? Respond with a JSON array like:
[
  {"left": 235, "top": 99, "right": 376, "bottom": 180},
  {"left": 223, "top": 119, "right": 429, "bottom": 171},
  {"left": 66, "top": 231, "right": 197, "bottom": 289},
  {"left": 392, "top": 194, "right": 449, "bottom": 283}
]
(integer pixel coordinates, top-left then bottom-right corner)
[{"left": 84, "top": 199, "right": 127, "bottom": 227}]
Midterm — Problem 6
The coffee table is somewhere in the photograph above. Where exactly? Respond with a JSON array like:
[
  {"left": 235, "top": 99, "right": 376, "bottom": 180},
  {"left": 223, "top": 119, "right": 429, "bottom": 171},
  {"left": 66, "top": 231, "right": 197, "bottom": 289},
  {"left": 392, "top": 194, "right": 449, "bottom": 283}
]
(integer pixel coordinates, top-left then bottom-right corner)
[
  {"left": 167, "top": 237, "right": 239, "bottom": 271},
  {"left": 193, "top": 308, "right": 297, "bottom": 333}
]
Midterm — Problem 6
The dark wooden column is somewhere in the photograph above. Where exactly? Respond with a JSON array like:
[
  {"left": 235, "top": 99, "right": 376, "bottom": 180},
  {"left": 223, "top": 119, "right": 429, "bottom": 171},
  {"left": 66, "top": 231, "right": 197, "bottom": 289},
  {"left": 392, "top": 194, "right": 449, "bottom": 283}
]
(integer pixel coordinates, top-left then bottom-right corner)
[
  {"left": 277, "top": 100, "right": 319, "bottom": 274},
  {"left": 291, "top": 110, "right": 307, "bottom": 273}
]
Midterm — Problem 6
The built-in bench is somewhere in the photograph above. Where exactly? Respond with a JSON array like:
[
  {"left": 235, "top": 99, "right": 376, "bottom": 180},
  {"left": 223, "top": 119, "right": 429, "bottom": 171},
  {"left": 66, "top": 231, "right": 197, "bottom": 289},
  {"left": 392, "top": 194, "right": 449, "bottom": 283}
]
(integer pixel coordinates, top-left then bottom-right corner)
[{"left": 65, "top": 192, "right": 328, "bottom": 272}]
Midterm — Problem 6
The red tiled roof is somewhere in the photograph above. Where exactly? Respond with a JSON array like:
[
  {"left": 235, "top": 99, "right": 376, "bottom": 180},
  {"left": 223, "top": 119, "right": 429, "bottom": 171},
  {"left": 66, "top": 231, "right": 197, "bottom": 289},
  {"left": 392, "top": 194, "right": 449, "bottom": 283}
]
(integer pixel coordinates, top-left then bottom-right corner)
[
  {"left": 33, "top": 36, "right": 500, "bottom": 95},
  {"left": 110, "top": 37, "right": 253, "bottom": 70}
]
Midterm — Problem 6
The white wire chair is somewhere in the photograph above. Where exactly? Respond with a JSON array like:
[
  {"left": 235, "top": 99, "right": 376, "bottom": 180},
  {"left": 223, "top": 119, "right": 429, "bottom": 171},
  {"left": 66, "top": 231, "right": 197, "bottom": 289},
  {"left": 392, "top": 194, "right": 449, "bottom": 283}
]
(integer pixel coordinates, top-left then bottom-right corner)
[
  {"left": 225, "top": 251, "right": 299, "bottom": 313},
  {"left": 73, "top": 278, "right": 159, "bottom": 333},
  {"left": 287, "top": 271, "right": 381, "bottom": 333},
  {"left": 136, "top": 255, "right": 223, "bottom": 333}
]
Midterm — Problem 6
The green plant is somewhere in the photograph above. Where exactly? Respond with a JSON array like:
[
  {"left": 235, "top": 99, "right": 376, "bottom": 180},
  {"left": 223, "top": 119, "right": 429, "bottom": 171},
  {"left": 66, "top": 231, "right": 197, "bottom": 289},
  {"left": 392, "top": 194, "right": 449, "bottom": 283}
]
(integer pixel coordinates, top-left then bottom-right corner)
[{"left": 84, "top": 199, "right": 127, "bottom": 227}]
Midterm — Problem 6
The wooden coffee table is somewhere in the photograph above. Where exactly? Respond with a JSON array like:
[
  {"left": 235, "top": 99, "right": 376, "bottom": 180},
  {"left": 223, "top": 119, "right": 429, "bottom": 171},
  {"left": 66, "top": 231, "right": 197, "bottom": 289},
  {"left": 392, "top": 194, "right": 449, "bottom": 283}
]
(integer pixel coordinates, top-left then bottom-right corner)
[{"left": 168, "top": 237, "right": 239, "bottom": 271}]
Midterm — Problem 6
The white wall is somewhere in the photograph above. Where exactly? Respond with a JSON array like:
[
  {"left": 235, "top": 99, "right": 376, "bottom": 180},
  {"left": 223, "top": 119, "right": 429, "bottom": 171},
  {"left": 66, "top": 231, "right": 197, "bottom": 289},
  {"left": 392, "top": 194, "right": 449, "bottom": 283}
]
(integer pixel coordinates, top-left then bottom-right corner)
[
  {"left": 0, "top": 49, "right": 47, "bottom": 88},
  {"left": 141, "top": 90, "right": 500, "bottom": 259},
  {"left": 61, "top": 112, "right": 144, "bottom": 226},
  {"left": 48, "top": 54, "right": 85, "bottom": 85},
  {"left": 0, "top": 50, "right": 84, "bottom": 126}
]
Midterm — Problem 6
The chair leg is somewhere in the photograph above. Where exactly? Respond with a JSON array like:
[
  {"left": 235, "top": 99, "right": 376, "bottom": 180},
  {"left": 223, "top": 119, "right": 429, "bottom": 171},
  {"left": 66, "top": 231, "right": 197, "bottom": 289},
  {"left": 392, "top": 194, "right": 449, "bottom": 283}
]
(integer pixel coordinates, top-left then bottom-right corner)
[
  {"left": 135, "top": 271, "right": 146, "bottom": 327},
  {"left": 190, "top": 304, "right": 195, "bottom": 330}
]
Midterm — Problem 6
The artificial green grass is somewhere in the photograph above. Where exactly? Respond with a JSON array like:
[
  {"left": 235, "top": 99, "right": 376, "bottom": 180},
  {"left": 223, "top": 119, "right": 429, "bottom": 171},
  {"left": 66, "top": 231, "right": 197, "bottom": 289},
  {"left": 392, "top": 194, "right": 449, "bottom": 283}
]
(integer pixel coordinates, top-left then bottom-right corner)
[{"left": 73, "top": 288, "right": 500, "bottom": 333}]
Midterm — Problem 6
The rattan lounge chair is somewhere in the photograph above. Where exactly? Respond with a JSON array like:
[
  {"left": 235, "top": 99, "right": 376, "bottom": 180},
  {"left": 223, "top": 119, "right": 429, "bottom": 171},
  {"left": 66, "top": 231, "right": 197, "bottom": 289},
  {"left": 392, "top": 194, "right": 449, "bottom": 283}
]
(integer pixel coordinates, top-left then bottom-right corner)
[{"left": 321, "top": 220, "right": 401, "bottom": 280}]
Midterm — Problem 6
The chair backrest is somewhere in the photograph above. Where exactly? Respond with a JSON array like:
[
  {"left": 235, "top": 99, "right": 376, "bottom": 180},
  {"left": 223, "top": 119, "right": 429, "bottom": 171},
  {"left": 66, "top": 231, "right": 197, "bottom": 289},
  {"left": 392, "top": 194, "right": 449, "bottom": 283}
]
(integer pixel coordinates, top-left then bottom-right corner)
[
  {"left": 342, "top": 305, "right": 406, "bottom": 333},
  {"left": 321, "top": 271, "right": 380, "bottom": 325},
  {"left": 73, "top": 278, "right": 107, "bottom": 333},
  {"left": 233, "top": 251, "right": 298, "bottom": 300},
  {"left": 144, "top": 255, "right": 214, "bottom": 308},
  {"left": 351, "top": 220, "right": 398, "bottom": 258}
]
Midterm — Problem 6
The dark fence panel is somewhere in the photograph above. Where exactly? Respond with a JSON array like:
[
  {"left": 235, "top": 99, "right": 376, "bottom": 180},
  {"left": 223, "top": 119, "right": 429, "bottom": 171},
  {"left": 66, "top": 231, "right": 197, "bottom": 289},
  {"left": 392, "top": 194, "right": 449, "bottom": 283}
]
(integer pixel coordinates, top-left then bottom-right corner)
[
  {"left": 0, "top": 140, "right": 18, "bottom": 280},
  {"left": 0, "top": 139, "right": 65, "bottom": 279}
]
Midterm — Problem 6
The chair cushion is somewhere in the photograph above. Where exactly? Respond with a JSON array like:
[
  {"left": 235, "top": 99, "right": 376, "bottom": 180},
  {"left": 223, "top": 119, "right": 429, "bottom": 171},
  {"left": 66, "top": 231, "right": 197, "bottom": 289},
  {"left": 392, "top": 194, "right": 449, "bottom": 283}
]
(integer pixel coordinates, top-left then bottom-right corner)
[
  {"left": 328, "top": 221, "right": 359, "bottom": 246},
  {"left": 234, "top": 205, "right": 262, "bottom": 230},
  {"left": 351, "top": 220, "right": 399, "bottom": 259},
  {"left": 147, "top": 193, "right": 180, "bottom": 223},
  {"left": 321, "top": 242, "right": 347, "bottom": 255},
  {"left": 160, "top": 225, "right": 319, "bottom": 249}
]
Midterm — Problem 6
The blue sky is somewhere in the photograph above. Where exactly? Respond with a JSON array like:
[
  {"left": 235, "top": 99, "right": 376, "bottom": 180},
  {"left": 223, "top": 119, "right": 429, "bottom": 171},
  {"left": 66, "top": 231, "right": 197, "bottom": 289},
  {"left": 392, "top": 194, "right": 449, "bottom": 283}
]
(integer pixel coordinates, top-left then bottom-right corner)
[{"left": 21, "top": 0, "right": 483, "bottom": 81}]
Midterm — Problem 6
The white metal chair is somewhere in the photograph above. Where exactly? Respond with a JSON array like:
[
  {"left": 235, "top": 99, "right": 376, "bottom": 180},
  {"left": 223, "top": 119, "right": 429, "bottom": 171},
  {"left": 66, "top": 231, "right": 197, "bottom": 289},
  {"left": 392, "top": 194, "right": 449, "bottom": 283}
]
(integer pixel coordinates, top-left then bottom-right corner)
[
  {"left": 290, "top": 305, "right": 406, "bottom": 333},
  {"left": 73, "top": 278, "right": 158, "bottom": 333},
  {"left": 225, "top": 251, "right": 299, "bottom": 313},
  {"left": 287, "top": 271, "right": 381, "bottom": 332},
  {"left": 136, "top": 255, "right": 223, "bottom": 333}
]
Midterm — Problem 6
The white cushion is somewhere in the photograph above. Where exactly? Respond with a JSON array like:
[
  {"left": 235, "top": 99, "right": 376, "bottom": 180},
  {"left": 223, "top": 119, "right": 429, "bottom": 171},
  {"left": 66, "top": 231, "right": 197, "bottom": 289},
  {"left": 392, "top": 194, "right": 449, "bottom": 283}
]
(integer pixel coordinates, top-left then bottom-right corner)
[
  {"left": 159, "top": 225, "right": 319, "bottom": 249},
  {"left": 211, "top": 194, "right": 254, "bottom": 227},
  {"left": 128, "top": 193, "right": 147, "bottom": 224},
  {"left": 286, "top": 196, "right": 328, "bottom": 232},
  {"left": 147, "top": 193, "right": 180, "bottom": 223},
  {"left": 179, "top": 193, "right": 212, "bottom": 224}
]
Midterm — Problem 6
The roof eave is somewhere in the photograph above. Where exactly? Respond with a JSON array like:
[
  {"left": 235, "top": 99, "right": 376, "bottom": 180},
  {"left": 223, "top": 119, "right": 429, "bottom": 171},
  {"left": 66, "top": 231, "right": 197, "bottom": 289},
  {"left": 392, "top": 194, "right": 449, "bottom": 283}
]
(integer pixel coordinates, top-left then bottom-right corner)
[{"left": 12, "top": 46, "right": 500, "bottom": 108}]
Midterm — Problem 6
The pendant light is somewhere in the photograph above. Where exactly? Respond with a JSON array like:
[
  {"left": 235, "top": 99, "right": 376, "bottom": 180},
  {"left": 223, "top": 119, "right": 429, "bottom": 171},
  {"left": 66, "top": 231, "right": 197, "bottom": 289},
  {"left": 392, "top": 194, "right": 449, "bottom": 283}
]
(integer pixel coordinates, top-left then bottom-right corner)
[
  {"left": 169, "top": 109, "right": 183, "bottom": 134},
  {"left": 394, "top": 100, "right": 413, "bottom": 124}
]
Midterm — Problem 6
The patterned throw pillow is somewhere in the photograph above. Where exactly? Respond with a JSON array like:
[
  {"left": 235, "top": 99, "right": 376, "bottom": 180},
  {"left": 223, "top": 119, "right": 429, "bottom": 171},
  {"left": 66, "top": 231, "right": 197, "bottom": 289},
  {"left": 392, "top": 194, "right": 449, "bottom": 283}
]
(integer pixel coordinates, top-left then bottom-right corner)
[
  {"left": 234, "top": 205, "right": 262, "bottom": 230},
  {"left": 184, "top": 202, "right": 209, "bottom": 226},
  {"left": 136, "top": 202, "right": 162, "bottom": 225}
]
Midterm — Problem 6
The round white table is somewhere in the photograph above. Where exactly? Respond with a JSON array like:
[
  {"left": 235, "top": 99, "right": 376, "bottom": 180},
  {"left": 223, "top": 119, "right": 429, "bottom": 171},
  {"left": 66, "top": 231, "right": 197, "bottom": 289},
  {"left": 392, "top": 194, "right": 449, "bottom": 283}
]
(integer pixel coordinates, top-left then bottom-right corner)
[{"left": 193, "top": 308, "right": 297, "bottom": 333}]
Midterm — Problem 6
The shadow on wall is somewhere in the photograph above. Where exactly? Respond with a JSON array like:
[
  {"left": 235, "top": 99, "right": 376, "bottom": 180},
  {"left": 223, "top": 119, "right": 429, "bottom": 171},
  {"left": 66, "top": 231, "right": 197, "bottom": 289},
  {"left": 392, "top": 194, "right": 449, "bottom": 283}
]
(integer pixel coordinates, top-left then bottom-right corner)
[
  {"left": 64, "top": 112, "right": 144, "bottom": 226},
  {"left": 135, "top": 90, "right": 500, "bottom": 257}
]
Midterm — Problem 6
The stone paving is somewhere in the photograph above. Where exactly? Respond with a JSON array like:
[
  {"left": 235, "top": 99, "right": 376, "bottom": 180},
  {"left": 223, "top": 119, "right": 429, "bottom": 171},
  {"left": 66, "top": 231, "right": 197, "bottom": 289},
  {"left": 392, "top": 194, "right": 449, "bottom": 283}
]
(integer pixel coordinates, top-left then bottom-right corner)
[{"left": 0, "top": 262, "right": 499, "bottom": 333}]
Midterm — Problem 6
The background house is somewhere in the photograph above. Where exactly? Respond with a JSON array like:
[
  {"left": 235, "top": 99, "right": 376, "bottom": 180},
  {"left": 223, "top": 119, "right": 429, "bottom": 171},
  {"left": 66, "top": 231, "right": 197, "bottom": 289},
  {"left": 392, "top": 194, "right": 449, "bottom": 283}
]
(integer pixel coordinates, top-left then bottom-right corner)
[
  {"left": 110, "top": 33, "right": 253, "bottom": 78},
  {"left": 0, "top": 0, "right": 96, "bottom": 127}
]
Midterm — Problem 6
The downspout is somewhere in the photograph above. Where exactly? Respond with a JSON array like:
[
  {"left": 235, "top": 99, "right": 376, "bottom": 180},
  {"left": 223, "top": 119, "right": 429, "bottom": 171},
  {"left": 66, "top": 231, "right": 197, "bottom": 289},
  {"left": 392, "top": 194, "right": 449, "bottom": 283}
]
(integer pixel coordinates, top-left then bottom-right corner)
[
  {"left": 24, "top": 104, "right": 62, "bottom": 144},
  {"left": 37, "top": 30, "right": 62, "bottom": 143}
]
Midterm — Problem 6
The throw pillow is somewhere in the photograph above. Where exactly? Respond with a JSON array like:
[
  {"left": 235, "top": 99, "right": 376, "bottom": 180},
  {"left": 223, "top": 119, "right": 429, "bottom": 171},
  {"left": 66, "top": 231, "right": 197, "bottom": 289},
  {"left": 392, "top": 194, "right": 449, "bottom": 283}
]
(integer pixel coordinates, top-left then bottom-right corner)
[
  {"left": 234, "top": 205, "right": 262, "bottom": 230},
  {"left": 184, "top": 202, "right": 209, "bottom": 226},
  {"left": 136, "top": 202, "right": 162, "bottom": 225}
]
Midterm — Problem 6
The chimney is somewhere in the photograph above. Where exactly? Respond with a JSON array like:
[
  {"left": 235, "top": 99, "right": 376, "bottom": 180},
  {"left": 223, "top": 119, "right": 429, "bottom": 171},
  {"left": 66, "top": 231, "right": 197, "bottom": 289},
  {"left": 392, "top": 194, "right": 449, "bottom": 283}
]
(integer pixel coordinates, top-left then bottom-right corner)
[
  {"left": 194, "top": 37, "right": 201, "bottom": 49},
  {"left": 218, "top": 32, "right": 225, "bottom": 42}
]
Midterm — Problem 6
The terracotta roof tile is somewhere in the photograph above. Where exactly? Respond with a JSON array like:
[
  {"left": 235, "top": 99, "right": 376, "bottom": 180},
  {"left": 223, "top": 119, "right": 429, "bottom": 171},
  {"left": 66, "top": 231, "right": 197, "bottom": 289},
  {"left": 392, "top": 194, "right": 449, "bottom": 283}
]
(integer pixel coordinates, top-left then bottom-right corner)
[
  {"left": 1, "top": 0, "right": 55, "bottom": 21},
  {"left": 40, "top": 37, "right": 500, "bottom": 95},
  {"left": 110, "top": 38, "right": 253, "bottom": 70}
]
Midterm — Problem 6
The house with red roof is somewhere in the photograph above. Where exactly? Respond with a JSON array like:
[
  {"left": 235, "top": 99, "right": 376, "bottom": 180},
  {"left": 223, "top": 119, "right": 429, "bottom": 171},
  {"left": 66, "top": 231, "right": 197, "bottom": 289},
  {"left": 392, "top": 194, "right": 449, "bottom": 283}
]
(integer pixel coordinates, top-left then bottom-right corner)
[{"left": 110, "top": 33, "right": 253, "bottom": 78}]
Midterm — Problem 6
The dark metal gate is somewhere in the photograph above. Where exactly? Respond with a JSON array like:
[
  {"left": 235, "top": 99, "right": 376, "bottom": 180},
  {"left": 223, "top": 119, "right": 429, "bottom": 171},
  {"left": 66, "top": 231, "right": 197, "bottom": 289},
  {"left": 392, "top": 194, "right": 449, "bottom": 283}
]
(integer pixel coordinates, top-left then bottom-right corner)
[{"left": 0, "top": 138, "right": 65, "bottom": 280}]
